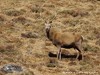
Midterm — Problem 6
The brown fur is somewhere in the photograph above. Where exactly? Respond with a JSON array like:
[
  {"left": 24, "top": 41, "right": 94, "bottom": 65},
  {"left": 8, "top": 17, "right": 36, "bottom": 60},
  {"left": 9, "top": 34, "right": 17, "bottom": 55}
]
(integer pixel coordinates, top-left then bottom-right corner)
[{"left": 45, "top": 21, "right": 83, "bottom": 60}]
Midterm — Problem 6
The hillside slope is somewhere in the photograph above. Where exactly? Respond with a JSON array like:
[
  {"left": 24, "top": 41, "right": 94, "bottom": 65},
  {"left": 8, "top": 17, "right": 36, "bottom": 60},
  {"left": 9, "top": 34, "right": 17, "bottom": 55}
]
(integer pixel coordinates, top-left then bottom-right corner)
[{"left": 0, "top": 0, "right": 100, "bottom": 75}]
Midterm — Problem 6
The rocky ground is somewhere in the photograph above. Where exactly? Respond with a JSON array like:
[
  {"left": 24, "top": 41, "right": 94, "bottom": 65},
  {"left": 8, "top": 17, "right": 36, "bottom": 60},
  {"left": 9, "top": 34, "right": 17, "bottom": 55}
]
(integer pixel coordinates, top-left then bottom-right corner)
[{"left": 0, "top": 0, "right": 100, "bottom": 75}]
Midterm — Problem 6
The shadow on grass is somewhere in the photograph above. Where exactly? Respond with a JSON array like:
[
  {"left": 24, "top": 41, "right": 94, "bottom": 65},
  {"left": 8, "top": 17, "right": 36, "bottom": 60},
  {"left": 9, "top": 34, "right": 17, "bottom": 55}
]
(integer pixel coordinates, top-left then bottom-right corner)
[{"left": 48, "top": 52, "right": 82, "bottom": 60}]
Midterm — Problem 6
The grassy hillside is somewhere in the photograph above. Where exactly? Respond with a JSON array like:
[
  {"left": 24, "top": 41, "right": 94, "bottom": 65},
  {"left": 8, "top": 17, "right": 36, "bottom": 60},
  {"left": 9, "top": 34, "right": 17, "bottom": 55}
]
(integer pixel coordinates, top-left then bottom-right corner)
[{"left": 0, "top": 0, "right": 100, "bottom": 75}]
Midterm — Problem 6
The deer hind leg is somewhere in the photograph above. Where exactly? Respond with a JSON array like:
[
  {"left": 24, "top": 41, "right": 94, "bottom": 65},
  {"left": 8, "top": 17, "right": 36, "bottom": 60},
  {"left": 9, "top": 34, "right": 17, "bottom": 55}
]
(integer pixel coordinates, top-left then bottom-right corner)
[
  {"left": 76, "top": 47, "right": 82, "bottom": 60},
  {"left": 75, "top": 49, "right": 79, "bottom": 60},
  {"left": 75, "top": 40, "right": 83, "bottom": 60}
]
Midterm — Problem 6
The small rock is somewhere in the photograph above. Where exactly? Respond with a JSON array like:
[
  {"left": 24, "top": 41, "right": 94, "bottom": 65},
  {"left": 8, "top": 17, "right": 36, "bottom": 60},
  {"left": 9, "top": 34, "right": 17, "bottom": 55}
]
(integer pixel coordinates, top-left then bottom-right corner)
[
  {"left": 21, "top": 32, "right": 39, "bottom": 38},
  {"left": 1, "top": 64, "right": 23, "bottom": 73}
]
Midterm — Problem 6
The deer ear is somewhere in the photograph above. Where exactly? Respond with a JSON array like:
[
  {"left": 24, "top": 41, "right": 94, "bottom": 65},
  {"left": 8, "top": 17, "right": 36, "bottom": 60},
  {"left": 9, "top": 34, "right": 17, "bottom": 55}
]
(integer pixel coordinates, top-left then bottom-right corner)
[{"left": 49, "top": 21, "right": 52, "bottom": 23}]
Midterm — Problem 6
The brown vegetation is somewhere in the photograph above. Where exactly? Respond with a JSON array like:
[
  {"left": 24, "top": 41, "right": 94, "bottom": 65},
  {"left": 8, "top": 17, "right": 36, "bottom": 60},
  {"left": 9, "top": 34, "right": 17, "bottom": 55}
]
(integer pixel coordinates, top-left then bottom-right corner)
[{"left": 0, "top": 0, "right": 100, "bottom": 75}]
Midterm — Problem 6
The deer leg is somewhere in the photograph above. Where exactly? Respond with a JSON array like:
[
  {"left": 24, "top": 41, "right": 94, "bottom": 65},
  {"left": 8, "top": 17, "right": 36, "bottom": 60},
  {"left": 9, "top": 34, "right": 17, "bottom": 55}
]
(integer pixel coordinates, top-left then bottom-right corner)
[
  {"left": 75, "top": 40, "right": 83, "bottom": 60},
  {"left": 76, "top": 48, "right": 82, "bottom": 60},
  {"left": 57, "top": 50, "right": 59, "bottom": 59},
  {"left": 76, "top": 45, "right": 83, "bottom": 60},
  {"left": 57, "top": 46, "right": 61, "bottom": 60},
  {"left": 59, "top": 47, "right": 62, "bottom": 60},
  {"left": 76, "top": 49, "right": 79, "bottom": 59}
]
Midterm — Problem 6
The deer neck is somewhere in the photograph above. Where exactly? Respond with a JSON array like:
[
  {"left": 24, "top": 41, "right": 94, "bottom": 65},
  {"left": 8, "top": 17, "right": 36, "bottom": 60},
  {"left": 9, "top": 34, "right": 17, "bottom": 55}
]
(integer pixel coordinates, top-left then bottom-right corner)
[{"left": 46, "top": 27, "right": 51, "bottom": 39}]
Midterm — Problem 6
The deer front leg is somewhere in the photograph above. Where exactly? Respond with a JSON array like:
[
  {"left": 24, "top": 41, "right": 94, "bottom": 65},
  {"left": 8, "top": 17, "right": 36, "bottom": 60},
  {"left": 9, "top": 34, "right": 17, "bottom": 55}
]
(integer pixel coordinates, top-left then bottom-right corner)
[{"left": 57, "top": 46, "right": 61, "bottom": 60}]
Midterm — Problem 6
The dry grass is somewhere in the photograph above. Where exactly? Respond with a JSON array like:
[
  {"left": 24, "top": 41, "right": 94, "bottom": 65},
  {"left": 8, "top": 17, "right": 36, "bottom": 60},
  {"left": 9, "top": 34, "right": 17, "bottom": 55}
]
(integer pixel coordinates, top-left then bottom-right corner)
[{"left": 0, "top": 0, "right": 100, "bottom": 75}]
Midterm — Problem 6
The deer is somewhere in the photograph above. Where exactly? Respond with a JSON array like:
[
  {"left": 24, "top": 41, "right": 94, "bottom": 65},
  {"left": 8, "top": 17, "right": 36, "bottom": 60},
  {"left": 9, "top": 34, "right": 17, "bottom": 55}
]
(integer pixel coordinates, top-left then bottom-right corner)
[{"left": 45, "top": 21, "right": 83, "bottom": 60}]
